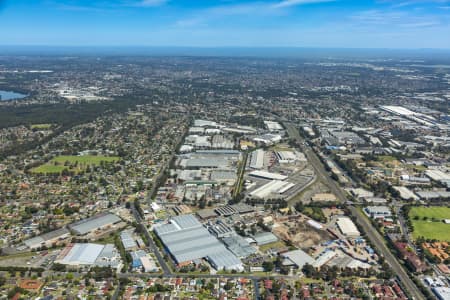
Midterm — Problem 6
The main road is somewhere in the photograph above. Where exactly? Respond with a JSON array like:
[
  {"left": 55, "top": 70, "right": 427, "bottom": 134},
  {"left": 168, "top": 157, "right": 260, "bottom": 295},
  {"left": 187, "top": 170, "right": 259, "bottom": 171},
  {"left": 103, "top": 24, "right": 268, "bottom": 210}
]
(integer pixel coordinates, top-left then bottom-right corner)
[{"left": 284, "top": 122, "right": 424, "bottom": 300}]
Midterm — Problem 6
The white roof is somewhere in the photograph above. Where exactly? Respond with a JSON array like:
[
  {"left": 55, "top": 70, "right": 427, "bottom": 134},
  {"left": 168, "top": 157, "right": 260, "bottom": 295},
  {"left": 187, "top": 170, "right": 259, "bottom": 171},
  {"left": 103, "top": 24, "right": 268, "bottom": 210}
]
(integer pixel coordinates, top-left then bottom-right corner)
[
  {"left": 337, "top": 217, "right": 360, "bottom": 237},
  {"left": 249, "top": 170, "right": 288, "bottom": 180},
  {"left": 281, "top": 249, "right": 314, "bottom": 268},
  {"left": 249, "top": 180, "right": 294, "bottom": 199},
  {"left": 59, "top": 243, "right": 105, "bottom": 265}
]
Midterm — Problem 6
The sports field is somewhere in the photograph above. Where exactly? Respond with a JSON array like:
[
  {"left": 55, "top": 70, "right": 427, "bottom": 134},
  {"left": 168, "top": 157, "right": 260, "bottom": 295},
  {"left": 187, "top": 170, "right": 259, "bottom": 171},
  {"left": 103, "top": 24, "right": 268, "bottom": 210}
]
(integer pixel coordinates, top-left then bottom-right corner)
[
  {"left": 408, "top": 206, "right": 450, "bottom": 241},
  {"left": 30, "top": 155, "right": 119, "bottom": 175}
]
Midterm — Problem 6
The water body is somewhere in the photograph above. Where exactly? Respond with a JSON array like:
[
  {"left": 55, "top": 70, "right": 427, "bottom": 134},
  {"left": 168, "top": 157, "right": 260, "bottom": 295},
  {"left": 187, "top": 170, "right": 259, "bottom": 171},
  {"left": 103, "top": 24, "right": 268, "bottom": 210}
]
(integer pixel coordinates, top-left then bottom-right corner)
[{"left": 0, "top": 90, "right": 27, "bottom": 101}]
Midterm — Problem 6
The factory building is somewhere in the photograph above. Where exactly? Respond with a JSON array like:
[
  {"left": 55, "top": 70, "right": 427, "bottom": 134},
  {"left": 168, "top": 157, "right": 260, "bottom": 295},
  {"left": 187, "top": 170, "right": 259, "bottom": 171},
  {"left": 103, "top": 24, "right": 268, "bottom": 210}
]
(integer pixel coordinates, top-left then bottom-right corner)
[
  {"left": 68, "top": 212, "right": 122, "bottom": 236},
  {"left": 153, "top": 214, "right": 243, "bottom": 271},
  {"left": 336, "top": 217, "right": 360, "bottom": 237},
  {"left": 55, "top": 243, "right": 122, "bottom": 269},
  {"left": 249, "top": 149, "right": 265, "bottom": 169},
  {"left": 23, "top": 227, "right": 70, "bottom": 250}
]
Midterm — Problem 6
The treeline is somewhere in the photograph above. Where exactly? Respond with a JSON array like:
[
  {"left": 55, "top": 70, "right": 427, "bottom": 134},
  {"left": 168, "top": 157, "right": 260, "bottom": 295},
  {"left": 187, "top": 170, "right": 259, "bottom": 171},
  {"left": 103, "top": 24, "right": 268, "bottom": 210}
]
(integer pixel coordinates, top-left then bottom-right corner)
[{"left": 0, "top": 91, "right": 164, "bottom": 158}]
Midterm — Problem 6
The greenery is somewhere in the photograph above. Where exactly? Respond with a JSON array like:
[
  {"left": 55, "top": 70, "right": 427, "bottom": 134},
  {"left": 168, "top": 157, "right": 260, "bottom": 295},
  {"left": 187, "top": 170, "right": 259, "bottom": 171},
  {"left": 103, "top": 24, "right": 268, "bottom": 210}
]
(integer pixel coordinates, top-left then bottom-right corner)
[
  {"left": 30, "top": 155, "right": 119, "bottom": 175},
  {"left": 408, "top": 206, "right": 450, "bottom": 241}
]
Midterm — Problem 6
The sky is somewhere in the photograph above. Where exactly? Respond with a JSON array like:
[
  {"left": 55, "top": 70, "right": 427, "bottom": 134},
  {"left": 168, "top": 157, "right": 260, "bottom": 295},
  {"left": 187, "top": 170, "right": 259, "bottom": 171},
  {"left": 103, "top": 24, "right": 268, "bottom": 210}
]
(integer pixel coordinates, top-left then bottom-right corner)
[{"left": 0, "top": 0, "right": 449, "bottom": 49}]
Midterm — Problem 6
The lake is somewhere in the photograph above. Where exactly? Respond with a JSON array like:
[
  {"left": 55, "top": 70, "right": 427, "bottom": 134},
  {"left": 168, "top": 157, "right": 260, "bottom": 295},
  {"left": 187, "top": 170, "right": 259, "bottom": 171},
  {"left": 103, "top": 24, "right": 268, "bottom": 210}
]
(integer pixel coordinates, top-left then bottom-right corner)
[{"left": 0, "top": 90, "right": 27, "bottom": 101}]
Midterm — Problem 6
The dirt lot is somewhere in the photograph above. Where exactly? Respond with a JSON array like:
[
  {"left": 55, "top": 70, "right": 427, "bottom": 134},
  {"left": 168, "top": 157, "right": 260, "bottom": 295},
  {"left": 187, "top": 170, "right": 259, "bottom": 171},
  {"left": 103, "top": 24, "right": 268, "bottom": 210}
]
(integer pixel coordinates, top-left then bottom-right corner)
[{"left": 273, "top": 218, "right": 332, "bottom": 249}]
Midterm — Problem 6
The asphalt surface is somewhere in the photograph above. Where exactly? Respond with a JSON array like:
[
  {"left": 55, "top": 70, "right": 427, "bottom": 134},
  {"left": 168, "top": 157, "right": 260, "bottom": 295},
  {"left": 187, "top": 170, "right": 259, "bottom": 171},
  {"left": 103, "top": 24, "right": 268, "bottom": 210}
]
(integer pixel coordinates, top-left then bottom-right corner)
[
  {"left": 131, "top": 204, "right": 171, "bottom": 276},
  {"left": 283, "top": 122, "right": 425, "bottom": 300}
]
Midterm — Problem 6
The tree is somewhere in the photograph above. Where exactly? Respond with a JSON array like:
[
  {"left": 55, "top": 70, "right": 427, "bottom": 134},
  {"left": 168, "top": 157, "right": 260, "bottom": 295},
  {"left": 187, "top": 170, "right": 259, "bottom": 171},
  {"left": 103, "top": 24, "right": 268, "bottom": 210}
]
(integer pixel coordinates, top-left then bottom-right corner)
[{"left": 262, "top": 261, "right": 274, "bottom": 272}]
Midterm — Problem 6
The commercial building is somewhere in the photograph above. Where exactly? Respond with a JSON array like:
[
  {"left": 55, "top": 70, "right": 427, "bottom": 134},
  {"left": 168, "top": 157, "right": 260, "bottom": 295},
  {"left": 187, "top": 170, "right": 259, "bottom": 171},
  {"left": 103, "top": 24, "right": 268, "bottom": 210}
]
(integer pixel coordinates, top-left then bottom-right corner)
[
  {"left": 249, "top": 180, "right": 295, "bottom": 199},
  {"left": 336, "top": 217, "right": 360, "bottom": 237},
  {"left": 249, "top": 149, "right": 265, "bottom": 169},
  {"left": 23, "top": 227, "right": 70, "bottom": 250},
  {"left": 120, "top": 230, "right": 138, "bottom": 251},
  {"left": 364, "top": 206, "right": 392, "bottom": 219},
  {"left": 252, "top": 232, "right": 278, "bottom": 246},
  {"left": 69, "top": 212, "right": 122, "bottom": 236},
  {"left": 153, "top": 214, "right": 243, "bottom": 271},
  {"left": 281, "top": 249, "right": 314, "bottom": 268},
  {"left": 248, "top": 170, "right": 288, "bottom": 181},
  {"left": 55, "top": 243, "right": 122, "bottom": 269},
  {"left": 433, "top": 287, "right": 450, "bottom": 300}
]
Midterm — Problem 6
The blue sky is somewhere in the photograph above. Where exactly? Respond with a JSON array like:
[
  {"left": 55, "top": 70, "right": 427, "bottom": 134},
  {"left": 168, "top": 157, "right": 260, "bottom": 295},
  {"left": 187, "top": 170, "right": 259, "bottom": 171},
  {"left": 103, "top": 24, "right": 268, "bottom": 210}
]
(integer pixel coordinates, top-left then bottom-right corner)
[{"left": 0, "top": 0, "right": 449, "bottom": 48}]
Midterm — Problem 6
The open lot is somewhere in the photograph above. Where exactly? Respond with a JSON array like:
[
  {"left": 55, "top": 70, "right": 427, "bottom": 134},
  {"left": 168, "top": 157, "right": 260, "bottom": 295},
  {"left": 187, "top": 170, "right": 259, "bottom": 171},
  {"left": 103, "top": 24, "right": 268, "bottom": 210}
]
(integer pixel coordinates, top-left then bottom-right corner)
[
  {"left": 30, "top": 155, "right": 119, "bottom": 174},
  {"left": 409, "top": 206, "right": 450, "bottom": 241}
]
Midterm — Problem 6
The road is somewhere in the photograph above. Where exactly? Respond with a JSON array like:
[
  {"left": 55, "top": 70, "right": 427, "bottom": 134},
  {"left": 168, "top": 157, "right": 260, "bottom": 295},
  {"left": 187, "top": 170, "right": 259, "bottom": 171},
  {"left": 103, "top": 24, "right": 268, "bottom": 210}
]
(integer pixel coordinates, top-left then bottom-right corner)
[
  {"left": 131, "top": 204, "right": 171, "bottom": 276},
  {"left": 283, "top": 122, "right": 425, "bottom": 300}
]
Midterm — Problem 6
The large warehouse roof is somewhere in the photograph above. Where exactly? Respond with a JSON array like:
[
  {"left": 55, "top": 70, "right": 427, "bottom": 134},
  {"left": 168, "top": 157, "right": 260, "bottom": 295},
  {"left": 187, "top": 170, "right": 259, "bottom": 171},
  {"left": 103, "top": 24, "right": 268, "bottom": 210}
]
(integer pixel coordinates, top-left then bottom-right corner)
[
  {"left": 336, "top": 217, "right": 360, "bottom": 237},
  {"left": 249, "top": 170, "right": 288, "bottom": 181},
  {"left": 154, "top": 214, "right": 242, "bottom": 270},
  {"left": 58, "top": 243, "right": 104, "bottom": 265},
  {"left": 24, "top": 227, "right": 70, "bottom": 249},
  {"left": 69, "top": 212, "right": 121, "bottom": 235}
]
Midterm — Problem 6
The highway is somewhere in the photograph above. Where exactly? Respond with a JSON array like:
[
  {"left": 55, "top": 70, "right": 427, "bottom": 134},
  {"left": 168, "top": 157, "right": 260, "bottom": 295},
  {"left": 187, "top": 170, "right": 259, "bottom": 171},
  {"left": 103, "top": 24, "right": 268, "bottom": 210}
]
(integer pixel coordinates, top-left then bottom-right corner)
[{"left": 283, "top": 122, "right": 425, "bottom": 300}]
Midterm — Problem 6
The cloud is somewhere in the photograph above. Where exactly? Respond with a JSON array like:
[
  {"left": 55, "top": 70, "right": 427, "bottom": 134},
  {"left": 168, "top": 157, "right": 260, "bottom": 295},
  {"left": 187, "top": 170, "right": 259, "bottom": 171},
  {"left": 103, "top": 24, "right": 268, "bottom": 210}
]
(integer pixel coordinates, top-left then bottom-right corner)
[
  {"left": 273, "top": 0, "right": 336, "bottom": 8},
  {"left": 137, "top": 0, "right": 168, "bottom": 7}
]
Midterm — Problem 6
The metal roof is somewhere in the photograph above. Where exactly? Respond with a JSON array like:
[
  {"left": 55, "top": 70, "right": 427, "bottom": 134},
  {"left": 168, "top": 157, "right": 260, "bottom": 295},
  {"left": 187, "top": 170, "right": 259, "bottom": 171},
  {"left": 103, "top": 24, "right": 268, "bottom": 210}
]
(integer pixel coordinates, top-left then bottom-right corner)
[
  {"left": 253, "top": 232, "right": 278, "bottom": 245},
  {"left": 207, "top": 250, "right": 243, "bottom": 271},
  {"left": 69, "top": 212, "right": 121, "bottom": 235},
  {"left": 59, "top": 243, "right": 104, "bottom": 265},
  {"left": 154, "top": 214, "right": 242, "bottom": 268}
]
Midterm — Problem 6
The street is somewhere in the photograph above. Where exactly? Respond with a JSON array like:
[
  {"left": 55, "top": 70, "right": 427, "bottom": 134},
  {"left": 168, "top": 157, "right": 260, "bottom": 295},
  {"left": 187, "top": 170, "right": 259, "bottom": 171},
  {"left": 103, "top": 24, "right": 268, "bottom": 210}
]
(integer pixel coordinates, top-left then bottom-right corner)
[{"left": 283, "top": 122, "right": 425, "bottom": 300}]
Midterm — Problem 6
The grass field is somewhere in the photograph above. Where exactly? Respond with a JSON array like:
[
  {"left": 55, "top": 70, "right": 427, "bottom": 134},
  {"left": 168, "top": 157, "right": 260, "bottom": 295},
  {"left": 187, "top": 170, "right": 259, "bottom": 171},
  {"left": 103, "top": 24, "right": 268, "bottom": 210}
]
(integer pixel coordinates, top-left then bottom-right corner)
[
  {"left": 30, "top": 155, "right": 119, "bottom": 174},
  {"left": 409, "top": 206, "right": 450, "bottom": 241}
]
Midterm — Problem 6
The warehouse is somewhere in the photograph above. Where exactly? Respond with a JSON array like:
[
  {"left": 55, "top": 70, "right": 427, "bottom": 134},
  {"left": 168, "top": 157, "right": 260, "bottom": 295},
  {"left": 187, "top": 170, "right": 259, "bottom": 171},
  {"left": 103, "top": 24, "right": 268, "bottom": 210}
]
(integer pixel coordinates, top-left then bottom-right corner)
[
  {"left": 55, "top": 243, "right": 122, "bottom": 269},
  {"left": 264, "top": 121, "right": 283, "bottom": 131},
  {"left": 222, "top": 235, "right": 257, "bottom": 258},
  {"left": 281, "top": 249, "right": 314, "bottom": 269},
  {"left": 23, "top": 227, "right": 70, "bottom": 250},
  {"left": 249, "top": 180, "right": 295, "bottom": 199},
  {"left": 249, "top": 149, "right": 265, "bottom": 169},
  {"left": 153, "top": 214, "right": 242, "bottom": 271},
  {"left": 336, "top": 217, "right": 360, "bottom": 237},
  {"left": 120, "top": 230, "right": 138, "bottom": 251},
  {"left": 210, "top": 170, "right": 237, "bottom": 184},
  {"left": 252, "top": 232, "right": 278, "bottom": 246},
  {"left": 276, "top": 151, "right": 298, "bottom": 163},
  {"left": 207, "top": 250, "right": 244, "bottom": 271},
  {"left": 249, "top": 170, "right": 288, "bottom": 181},
  {"left": 69, "top": 212, "right": 122, "bottom": 236},
  {"left": 364, "top": 206, "right": 392, "bottom": 219}
]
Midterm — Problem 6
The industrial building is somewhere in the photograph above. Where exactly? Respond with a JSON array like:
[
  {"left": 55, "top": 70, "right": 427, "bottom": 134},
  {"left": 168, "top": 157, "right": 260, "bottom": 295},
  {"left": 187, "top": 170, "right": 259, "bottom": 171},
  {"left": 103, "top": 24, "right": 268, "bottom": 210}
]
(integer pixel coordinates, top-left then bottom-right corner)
[
  {"left": 153, "top": 214, "right": 243, "bottom": 271},
  {"left": 23, "top": 227, "right": 70, "bottom": 250},
  {"left": 68, "top": 212, "right": 122, "bottom": 236},
  {"left": 249, "top": 180, "right": 295, "bottom": 199},
  {"left": 249, "top": 149, "right": 265, "bottom": 169},
  {"left": 264, "top": 121, "right": 283, "bottom": 131},
  {"left": 281, "top": 249, "right": 314, "bottom": 269},
  {"left": 248, "top": 170, "right": 288, "bottom": 181},
  {"left": 55, "top": 243, "right": 122, "bottom": 269},
  {"left": 432, "top": 287, "right": 450, "bottom": 300},
  {"left": 252, "top": 232, "right": 278, "bottom": 246},
  {"left": 336, "top": 217, "right": 360, "bottom": 237},
  {"left": 120, "top": 230, "right": 138, "bottom": 251},
  {"left": 364, "top": 206, "right": 392, "bottom": 219},
  {"left": 178, "top": 150, "right": 241, "bottom": 169}
]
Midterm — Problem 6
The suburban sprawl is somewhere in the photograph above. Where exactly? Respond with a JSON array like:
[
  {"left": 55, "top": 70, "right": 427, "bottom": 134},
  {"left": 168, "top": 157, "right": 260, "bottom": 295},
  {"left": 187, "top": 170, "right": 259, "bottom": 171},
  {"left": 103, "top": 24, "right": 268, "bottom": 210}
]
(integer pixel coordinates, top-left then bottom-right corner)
[{"left": 0, "top": 53, "right": 449, "bottom": 300}]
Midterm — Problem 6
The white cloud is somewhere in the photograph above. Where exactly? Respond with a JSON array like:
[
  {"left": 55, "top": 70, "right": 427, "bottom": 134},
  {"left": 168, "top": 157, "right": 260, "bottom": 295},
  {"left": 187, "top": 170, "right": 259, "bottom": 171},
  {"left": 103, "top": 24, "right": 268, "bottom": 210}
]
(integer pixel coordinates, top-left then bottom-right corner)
[
  {"left": 138, "top": 0, "right": 168, "bottom": 7},
  {"left": 273, "top": 0, "right": 336, "bottom": 8}
]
